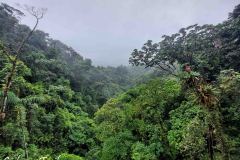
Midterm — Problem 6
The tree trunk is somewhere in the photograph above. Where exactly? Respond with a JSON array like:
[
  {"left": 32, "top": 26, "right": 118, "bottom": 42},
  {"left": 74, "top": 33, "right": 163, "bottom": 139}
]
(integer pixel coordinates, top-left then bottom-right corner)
[
  {"left": 0, "top": 16, "right": 40, "bottom": 120},
  {"left": 208, "top": 125, "right": 214, "bottom": 160}
]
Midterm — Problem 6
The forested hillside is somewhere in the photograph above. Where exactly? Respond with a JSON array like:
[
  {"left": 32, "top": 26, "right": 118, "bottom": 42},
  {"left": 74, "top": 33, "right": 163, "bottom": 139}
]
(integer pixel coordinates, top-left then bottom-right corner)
[
  {"left": 0, "top": 2, "right": 240, "bottom": 160},
  {"left": 0, "top": 3, "right": 152, "bottom": 159}
]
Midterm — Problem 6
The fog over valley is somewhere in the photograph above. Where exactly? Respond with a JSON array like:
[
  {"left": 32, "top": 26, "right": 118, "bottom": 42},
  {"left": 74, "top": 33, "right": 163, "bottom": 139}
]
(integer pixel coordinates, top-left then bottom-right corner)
[{"left": 1, "top": 0, "right": 238, "bottom": 66}]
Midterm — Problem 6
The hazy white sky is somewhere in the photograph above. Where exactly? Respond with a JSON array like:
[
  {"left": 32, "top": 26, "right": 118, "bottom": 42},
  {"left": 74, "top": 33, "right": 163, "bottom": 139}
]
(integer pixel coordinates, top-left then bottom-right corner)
[{"left": 1, "top": 0, "right": 240, "bottom": 66}]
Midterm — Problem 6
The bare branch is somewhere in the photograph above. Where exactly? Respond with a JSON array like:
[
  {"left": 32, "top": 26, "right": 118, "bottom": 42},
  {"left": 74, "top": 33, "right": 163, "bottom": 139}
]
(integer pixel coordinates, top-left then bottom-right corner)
[
  {"left": 13, "top": 5, "right": 47, "bottom": 59},
  {"left": 1, "top": 5, "right": 46, "bottom": 118},
  {"left": 24, "top": 5, "right": 47, "bottom": 20},
  {"left": 156, "top": 64, "right": 177, "bottom": 77}
]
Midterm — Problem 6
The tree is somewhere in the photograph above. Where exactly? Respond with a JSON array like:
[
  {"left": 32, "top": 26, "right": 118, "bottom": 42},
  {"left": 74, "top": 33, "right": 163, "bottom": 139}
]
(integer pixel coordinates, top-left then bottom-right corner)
[
  {"left": 129, "top": 6, "right": 240, "bottom": 81},
  {"left": 129, "top": 40, "right": 177, "bottom": 76},
  {"left": 0, "top": 5, "right": 46, "bottom": 160},
  {"left": 0, "top": 5, "right": 46, "bottom": 120},
  {"left": 94, "top": 78, "right": 181, "bottom": 159},
  {"left": 229, "top": 4, "right": 240, "bottom": 19}
]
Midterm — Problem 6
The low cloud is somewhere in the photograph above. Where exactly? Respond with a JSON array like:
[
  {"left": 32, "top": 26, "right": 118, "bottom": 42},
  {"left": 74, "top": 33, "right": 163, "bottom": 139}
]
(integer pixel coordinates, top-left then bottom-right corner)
[{"left": 2, "top": 0, "right": 239, "bottom": 66}]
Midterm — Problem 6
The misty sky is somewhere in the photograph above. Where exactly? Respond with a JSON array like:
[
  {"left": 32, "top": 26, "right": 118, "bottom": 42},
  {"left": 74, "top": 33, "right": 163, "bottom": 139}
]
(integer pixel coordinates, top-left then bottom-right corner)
[{"left": 1, "top": 0, "right": 239, "bottom": 66}]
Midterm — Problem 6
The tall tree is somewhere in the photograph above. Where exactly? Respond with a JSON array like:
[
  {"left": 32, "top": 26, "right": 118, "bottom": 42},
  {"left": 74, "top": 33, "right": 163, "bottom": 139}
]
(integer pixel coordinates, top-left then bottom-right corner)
[{"left": 0, "top": 5, "right": 46, "bottom": 121}]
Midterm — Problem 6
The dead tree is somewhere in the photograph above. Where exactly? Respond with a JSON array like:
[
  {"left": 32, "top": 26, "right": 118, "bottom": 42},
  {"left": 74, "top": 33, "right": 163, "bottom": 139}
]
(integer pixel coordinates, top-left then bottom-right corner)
[
  {"left": 0, "top": 5, "right": 46, "bottom": 160},
  {"left": 0, "top": 6, "right": 46, "bottom": 120}
]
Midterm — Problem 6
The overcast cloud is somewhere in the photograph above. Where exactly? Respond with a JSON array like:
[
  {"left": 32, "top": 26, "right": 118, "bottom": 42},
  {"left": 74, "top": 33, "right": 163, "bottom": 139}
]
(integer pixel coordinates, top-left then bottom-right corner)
[{"left": 1, "top": 0, "right": 239, "bottom": 66}]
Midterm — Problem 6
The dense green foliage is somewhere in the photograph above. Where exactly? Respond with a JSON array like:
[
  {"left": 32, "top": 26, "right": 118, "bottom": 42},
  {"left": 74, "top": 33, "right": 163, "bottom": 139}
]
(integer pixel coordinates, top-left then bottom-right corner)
[
  {"left": 94, "top": 78, "right": 181, "bottom": 159},
  {"left": 94, "top": 71, "right": 240, "bottom": 159},
  {"left": 130, "top": 3, "right": 240, "bottom": 81},
  {"left": 1, "top": 2, "right": 240, "bottom": 160},
  {"left": 0, "top": 3, "right": 152, "bottom": 159},
  {"left": 0, "top": 3, "right": 153, "bottom": 115}
]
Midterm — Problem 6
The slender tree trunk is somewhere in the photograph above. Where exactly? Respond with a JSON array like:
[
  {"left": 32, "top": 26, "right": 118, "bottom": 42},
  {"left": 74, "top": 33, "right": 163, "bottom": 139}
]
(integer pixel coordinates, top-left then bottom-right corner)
[
  {"left": 19, "top": 110, "right": 28, "bottom": 160},
  {"left": 215, "top": 110, "right": 229, "bottom": 160},
  {"left": 1, "top": 61, "right": 17, "bottom": 113},
  {"left": 185, "top": 68, "right": 228, "bottom": 160},
  {"left": 208, "top": 125, "right": 214, "bottom": 160},
  {"left": 207, "top": 109, "right": 229, "bottom": 160},
  {"left": 0, "top": 18, "right": 39, "bottom": 119},
  {"left": 22, "top": 127, "right": 28, "bottom": 159}
]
